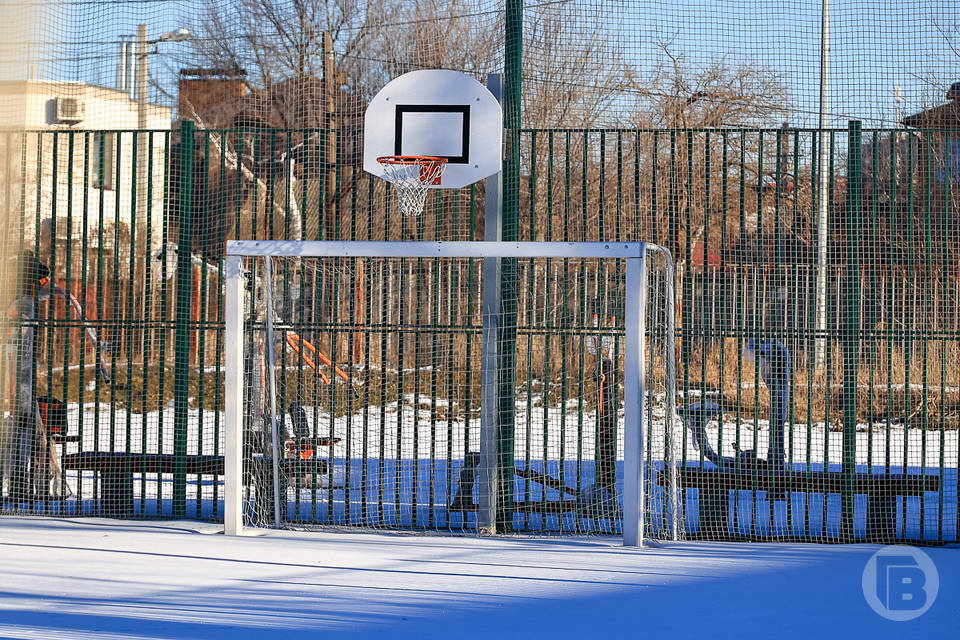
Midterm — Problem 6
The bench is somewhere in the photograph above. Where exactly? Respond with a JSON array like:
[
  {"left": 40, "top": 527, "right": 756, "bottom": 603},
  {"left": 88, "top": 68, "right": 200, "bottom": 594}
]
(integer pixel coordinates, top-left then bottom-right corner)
[
  {"left": 656, "top": 467, "right": 942, "bottom": 542},
  {"left": 61, "top": 450, "right": 334, "bottom": 517}
]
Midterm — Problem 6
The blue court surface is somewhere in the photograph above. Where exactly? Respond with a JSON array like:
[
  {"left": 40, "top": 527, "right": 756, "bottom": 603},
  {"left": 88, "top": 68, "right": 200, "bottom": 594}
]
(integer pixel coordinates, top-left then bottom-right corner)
[
  {"left": 10, "top": 458, "right": 958, "bottom": 542},
  {"left": 0, "top": 516, "right": 956, "bottom": 639}
]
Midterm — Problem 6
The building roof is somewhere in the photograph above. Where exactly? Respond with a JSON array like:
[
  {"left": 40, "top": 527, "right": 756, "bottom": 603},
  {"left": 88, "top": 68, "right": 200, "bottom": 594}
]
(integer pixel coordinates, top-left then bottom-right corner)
[
  {"left": 903, "top": 100, "right": 960, "bottom": 128},
  {"left": 180, "top": 74, "right": 362, "bottom": 130}
]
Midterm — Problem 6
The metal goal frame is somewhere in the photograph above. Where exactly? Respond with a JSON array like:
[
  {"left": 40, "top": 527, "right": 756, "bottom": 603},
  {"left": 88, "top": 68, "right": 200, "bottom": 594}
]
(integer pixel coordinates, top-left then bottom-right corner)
[{"left": 223, "top": 240, "right": 676, "bottom": 547}]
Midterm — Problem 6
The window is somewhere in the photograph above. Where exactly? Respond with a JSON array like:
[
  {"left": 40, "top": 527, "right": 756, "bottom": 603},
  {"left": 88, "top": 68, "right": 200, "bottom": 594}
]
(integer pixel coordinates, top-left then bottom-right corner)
[
  {"left": 91, "top": 131, "right": 115, "bottom": 190},
  {"left": 935, "top": 137, "right": 960, "bottom": 185}
]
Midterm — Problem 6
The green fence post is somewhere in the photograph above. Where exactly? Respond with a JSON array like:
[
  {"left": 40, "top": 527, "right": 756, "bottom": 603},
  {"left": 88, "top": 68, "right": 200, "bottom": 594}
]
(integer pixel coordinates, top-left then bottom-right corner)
[
  {"left": 497, "top": 0, "right": 522, "bottom": 532},
  {"left": 842, "top": 120, "right": 861, "bottom": 540},
  {"left": 174, "top": 120, "right": 195, "bottom": 518}
]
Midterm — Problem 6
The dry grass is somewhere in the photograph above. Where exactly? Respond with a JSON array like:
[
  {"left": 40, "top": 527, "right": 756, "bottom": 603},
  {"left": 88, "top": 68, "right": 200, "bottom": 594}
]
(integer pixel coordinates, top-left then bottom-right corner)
[
  {"left": 23, "top": 332, "right": 960, "bottom": 431},
  {"left": 681, "top": 338, "right": 960, "bottom": 430}
]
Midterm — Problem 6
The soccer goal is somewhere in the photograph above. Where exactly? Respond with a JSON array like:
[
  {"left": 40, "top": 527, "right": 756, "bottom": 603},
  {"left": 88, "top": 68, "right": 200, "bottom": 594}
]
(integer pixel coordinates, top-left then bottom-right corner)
[{"left": 223, "top": 240, "right": 679, "bottom": 546}]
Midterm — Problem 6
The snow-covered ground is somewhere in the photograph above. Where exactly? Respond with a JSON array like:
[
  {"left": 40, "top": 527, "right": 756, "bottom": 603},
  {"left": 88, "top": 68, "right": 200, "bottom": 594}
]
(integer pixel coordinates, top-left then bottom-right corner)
[
  {"left": 0, "top": 517, "right": 956, "bottom": 639},
  {"left": 11, "top": 399, "right": 955, "bottom": 538},
  {"left": 60, "top": 400, "right": 960, "bottom": 468}
]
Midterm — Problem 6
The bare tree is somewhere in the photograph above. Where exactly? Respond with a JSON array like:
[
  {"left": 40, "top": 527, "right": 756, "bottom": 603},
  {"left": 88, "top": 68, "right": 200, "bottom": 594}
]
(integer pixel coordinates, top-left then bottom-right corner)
[
  {"left": 365, "top": 0, "right": 499, "bottom": 82},
  {"left": 191, "top": 0, "right": 395, "bottom": 89},
  {"left": 620, "top": 44, "right": 791, "bottom": 259},
  {"left": 637, "top": 43, "right": 787, "bottom": 129},
  {"left": 520, "top": 3, "right": 633, "bottom": 128},
  {"left": 183, "top": 2, "right": 796, "bottom": 256}
]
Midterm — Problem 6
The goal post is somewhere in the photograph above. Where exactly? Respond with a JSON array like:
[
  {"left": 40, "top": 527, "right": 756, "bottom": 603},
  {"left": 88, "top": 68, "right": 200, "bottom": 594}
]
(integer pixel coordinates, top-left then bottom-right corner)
[
  {"left": 223, "top": 254, "right": 244, "bottom": 536},
  {"left": 223, "top": 240, "right": 677, "bottom": 546}
]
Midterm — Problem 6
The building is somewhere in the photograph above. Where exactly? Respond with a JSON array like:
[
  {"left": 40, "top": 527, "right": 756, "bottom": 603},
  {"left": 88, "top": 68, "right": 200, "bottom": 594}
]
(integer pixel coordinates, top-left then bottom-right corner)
[
  {"left": 902, "top": 82, "right": 960, "bottom": 185},
  {"left": 0, "top": 80, "right": 173, "bottom": 253}
]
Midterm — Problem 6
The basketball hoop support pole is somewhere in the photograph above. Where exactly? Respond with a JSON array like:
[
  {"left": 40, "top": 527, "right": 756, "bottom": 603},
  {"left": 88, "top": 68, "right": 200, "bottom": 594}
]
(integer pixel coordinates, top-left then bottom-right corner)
[{"left": 477, "top": 73, "right": 503, "bottom": 534}]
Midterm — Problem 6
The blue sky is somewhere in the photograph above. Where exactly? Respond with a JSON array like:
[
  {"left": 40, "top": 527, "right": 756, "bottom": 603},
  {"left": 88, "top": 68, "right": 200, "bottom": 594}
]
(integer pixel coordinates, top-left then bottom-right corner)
[
  {"left": 613, "top": 0, "right": 959, "bottom": 126},
  {"left": 10, "top": 0, "right": 960, "bottom": 127}
]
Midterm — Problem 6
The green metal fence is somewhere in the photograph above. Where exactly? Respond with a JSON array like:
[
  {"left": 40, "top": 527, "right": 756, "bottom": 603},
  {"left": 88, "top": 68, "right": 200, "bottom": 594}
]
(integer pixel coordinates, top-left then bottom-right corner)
[{"left": 1, "top": 124, "right": 957, "bottom": 542}]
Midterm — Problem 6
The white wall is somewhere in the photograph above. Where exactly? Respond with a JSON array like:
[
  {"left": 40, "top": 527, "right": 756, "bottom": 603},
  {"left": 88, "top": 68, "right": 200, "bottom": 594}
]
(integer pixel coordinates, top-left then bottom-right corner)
[{"left": 1, "top": 81, "right": 172, "bottom": 254}]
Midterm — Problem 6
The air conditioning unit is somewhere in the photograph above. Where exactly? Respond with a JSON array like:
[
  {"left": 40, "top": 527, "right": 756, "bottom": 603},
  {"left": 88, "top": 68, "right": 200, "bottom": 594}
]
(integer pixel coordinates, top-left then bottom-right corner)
[{"left": 56, "top": 97, "right": 85, "bottom": 123}]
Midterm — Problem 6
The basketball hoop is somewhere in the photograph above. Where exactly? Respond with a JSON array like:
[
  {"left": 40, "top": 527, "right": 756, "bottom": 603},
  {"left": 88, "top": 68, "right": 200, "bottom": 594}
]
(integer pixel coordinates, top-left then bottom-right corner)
[{"left": 377, "top": 155, "right": 448, "bottom": 217}]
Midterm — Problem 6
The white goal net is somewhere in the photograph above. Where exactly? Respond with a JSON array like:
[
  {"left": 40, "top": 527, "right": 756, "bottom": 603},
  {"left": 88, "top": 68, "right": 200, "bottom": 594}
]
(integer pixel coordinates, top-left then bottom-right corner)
[{"left": 223, "top": 241, "right": 678, "bottom": 545}]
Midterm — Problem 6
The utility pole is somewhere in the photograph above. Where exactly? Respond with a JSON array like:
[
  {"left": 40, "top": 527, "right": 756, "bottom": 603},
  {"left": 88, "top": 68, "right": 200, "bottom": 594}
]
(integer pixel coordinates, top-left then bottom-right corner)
[
  {"left": 894, "top": 85, "right": 902, "bottom": 126},
  {"left": 318, "top": 31, "right": 360, "bottom": 361},
  {"left": 132, "top": 24, "right": 190, "bottom": 337},
  {"left": 323, "top": 31, "right": 337, "bottom": 239},
  {"left": 137, "top": 24, "right": 148, "bottom": 130},
  {"left": 136, "top": 24, "right": 149, "bottom": 318},
  {"left": 321, "top": 31, "right": 338, "bottom": 336},
  {"left": 814, "top": 0, "right": 830, "bottom": 371}
]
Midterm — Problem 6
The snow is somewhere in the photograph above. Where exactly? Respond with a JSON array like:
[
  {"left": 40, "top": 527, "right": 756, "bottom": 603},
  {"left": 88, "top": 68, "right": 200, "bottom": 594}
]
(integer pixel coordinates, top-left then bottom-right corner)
[
  {"left": 700, "top": 421, "right": 959, "bottom": 468},
  {"left": 19, "top": 400, "right": 957, "bottom": 537},
  {"left": 58, "top": 401, "right": 960, "bottom": 467},
  {"left": 0, "top": 517, "right": 956, "bottom": 639}
]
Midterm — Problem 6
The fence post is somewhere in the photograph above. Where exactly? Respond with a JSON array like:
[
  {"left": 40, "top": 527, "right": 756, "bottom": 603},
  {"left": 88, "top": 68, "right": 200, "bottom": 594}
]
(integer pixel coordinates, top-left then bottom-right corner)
[
  {"left": 478, "top": 73, "right": 504, "bottom": 534},
  {"left": 173, "top": 119, "right": 195, "bottom": 518},
  {"left": 842, "top": 120, "right": 861, "bottom": 539},
  {"left": 497, "top": 0, "right": 522, "bottom": 532}
]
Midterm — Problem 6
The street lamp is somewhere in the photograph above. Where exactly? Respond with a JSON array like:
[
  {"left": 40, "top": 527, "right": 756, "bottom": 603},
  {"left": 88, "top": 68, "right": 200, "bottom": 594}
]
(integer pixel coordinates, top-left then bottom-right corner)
[
  {"left": 137, "top": 25, "right": 192, "bottom": 130},
  {"left": 157, "top": 28, "right": 192, "bottom": 44},
  {"left": 133, "top": 24, "right": 191, "bottom": 279}
]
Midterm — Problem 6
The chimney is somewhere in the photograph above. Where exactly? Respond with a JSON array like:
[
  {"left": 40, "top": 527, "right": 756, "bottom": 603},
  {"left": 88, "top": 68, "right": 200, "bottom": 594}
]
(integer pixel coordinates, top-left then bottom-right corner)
[
  {"left": 116, "top": 40, "right": 128, "bottom": 92},
  {"left": 127, "top": 44, "right": 135, "bottom": 100},
  {"left": 177, "top": 67, "right": 248, "bottom": 124},
  {"left": 947, "top": 82, "right": 960, "bottom": 102}
]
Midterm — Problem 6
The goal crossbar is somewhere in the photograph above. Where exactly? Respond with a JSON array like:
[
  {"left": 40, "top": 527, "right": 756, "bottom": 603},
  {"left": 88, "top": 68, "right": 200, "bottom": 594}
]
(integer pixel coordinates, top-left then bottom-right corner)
[
  {"left": 223, "top": 240, "right": 676, "bottom": 547},
  {"left": 226, "top": 239, "right": 650, "bottom": 259}
]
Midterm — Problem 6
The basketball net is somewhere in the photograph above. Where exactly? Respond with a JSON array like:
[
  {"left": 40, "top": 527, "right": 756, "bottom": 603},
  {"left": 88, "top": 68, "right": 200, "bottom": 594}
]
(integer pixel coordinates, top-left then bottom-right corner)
[{"left": 377, "top": 156, "right": 448, "bottom": 217}]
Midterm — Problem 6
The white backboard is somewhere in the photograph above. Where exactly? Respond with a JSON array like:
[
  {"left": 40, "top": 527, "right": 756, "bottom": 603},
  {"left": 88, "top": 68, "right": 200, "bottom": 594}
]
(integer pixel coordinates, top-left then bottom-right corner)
[{"left": 363, "top": 70, "right": 503, "bottom": 189}]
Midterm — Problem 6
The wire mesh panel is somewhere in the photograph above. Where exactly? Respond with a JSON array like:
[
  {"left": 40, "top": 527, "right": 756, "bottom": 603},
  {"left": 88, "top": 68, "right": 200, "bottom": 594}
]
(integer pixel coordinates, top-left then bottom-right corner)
[
  {"left": 0, "top": 128, "right": 221, "bottom": 521},
  {"left": 227, "top": 242, "right": 678, "bottom": 542},
  {"left": 2, "top": 124, "right": 957, "bottom": 545},
  {"left": 520, "top": 126, "right": 957, "bottom": 544},
  {"left": 2, "top": 1, "right": 958, "bottom": 546}
]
